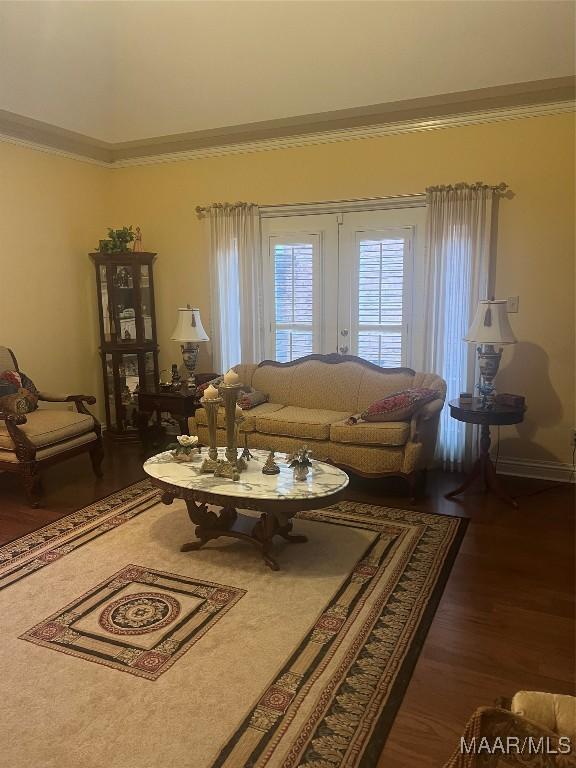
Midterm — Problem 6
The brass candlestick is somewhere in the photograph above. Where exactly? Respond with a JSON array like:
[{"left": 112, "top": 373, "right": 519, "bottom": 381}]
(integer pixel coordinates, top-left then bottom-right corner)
[
  {"left": 200, "top": 395, "right": 222, "bottom": 474},
  {"left": 214, "top": 381, "right": 247, "bottom": 481}
]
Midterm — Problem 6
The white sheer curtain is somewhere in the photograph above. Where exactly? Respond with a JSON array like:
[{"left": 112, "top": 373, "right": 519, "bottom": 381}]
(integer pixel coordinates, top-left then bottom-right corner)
[
  {"left": 204, "top": 203, "right": 264, "bottom": 372},
  {"left": 424, "top": 183, "right": 503, "bottom": 470}
]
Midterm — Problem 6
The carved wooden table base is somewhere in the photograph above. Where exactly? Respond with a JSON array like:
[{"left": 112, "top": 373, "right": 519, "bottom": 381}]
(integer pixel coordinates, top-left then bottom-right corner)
[{"left": 161, "top": 491, "right": 308, "bottom": 570}]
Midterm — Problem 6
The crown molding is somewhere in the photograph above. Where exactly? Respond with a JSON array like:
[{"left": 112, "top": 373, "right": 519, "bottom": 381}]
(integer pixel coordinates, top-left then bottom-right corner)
[
  {"left": 114, "top": 100, "right": 575, "bottom": 168},
  {"left": 0, "top": 108, "right": 111, "bottom": 165},
  {"left": 0, "top": 77, "right": 574, "bottom": 168},
  {"left": 0, "top": 131, "right": 111, "bottom": 167}
]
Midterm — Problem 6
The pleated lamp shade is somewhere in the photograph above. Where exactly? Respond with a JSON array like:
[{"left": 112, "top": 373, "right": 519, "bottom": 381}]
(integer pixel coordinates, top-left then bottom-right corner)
[
  {"left": 464, "top": 300, "right": 516, "bottom": 345},
  {"left": 171, "top": 307, "right": 209, "bottom": 343}
]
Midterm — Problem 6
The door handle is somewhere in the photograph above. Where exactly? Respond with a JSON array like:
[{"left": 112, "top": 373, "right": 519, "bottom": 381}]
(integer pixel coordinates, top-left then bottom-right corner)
[
  {"left": 340, "top": 329, "right": 349, "bottom": 337},
  {"left": 339, "top": 345, "right": 349, "bottom": 354}
]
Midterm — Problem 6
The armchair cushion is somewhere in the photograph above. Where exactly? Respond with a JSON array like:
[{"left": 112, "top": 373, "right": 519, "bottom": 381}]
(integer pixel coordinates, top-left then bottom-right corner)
[{"left": 0, "top": 409, "right": 95, "bottom": 450}]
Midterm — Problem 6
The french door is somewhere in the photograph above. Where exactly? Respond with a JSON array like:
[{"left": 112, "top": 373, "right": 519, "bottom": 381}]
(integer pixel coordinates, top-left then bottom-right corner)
[{"left": 261, "top": 206, "right": 426, "bottom": 369}]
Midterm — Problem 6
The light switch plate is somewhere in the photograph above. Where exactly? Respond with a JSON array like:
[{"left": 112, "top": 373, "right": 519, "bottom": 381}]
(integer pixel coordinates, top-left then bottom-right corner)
[{"left": 507, "top": 296, "right": 519, "bottom": 313}]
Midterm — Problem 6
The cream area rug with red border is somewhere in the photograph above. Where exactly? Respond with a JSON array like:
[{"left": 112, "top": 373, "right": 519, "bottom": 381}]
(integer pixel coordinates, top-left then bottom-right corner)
[{"left": 0, "top": 480, "right": 465, "bottom": 768}]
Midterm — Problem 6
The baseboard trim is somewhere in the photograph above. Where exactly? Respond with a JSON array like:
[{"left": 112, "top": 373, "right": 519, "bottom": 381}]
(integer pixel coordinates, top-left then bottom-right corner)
[{"left": 495, "top": 457, "right": 575, "bottom": 483}]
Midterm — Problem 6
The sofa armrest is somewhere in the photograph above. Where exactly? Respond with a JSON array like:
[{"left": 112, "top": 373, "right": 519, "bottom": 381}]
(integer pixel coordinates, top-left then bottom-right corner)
[
  {"left": 416, "top": 398, "right": 444, "bottom": 422},
  {"left": 410, "top": 398, "right": 444, "bottom": 441}
]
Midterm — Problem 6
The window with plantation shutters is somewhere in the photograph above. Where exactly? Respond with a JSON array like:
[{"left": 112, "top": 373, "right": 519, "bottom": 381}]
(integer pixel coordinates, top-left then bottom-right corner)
[
  {"left": 271, "top": 237, "right": 320, "bottom": 362},
  {"left": 355, "top": 236, "right": 406, "bottom": 367},
  {"left": 262, "top": 209, "right": 421, "bottom": 368}
]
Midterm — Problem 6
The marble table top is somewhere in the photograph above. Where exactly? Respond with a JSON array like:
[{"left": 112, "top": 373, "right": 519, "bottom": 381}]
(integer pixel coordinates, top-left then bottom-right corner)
[{"left": 143, "top": 448, "right": 349, "bottom": 502}]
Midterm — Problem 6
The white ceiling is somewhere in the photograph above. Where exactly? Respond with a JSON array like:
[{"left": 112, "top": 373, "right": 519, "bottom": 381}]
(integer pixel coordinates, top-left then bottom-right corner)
[{"left": 0, "top": 0, "right": 573, "bottom": 143}]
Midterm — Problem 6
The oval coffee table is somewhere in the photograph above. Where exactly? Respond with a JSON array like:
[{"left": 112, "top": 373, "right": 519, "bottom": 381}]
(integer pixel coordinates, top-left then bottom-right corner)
[{"left": 143, "top": 449, "right": 349, "bottom": 570}]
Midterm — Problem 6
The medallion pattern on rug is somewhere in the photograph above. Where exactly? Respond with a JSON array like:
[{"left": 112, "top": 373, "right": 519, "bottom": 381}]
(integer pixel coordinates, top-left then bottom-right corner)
[{"left": 20, "top": 564, "right": 245, "bottom": 680}]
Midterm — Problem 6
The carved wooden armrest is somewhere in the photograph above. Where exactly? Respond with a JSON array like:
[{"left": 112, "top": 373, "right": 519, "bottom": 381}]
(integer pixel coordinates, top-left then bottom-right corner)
[
  {"left": 37, "top": 392, "right": 98, "bottom": 422},
  {"left": 0, "top": 410, "right": 27, "bottom": 426},
  {"left": 0, "top": 411, "right": 35, "bottom": 459},
  {"left": 38, "top": 392, "right": 96, "bottom": 405}
]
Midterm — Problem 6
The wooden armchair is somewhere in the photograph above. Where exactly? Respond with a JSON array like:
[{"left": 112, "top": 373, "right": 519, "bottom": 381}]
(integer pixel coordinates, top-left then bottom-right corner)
[{"left": 0, "top": 347, "right": 103, "bottom": 507}]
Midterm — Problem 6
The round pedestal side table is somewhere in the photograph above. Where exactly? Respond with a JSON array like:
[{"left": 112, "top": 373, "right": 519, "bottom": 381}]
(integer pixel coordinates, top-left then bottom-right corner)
[{"left": 445, "top": 398, "right": 525, "bottom": 509}]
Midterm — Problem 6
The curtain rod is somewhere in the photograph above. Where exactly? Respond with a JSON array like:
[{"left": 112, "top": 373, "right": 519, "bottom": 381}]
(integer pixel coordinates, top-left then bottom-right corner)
[
  {"left": 195, "top": 193, "right": 426, "bottom": 219},
  {"left": 196, "top": 185, "right": 510, "bottom": 219},
  {"left": 195, "top": 202, "right": 256, "bottom": 219}
]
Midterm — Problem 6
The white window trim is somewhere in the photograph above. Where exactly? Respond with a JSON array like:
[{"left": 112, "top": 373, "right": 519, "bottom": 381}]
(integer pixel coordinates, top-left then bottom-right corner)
[{"left": 260, "top": 194, "right": 426, "bottom": 218}]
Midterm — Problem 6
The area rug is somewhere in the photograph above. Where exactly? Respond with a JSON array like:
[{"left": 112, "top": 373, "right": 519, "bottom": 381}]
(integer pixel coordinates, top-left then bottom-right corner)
[{"left": 0, "top": 480, "right": 466, "bottom": 768}]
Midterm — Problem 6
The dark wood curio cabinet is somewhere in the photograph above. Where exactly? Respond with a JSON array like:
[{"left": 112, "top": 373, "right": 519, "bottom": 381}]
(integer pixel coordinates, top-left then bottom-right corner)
[{"left": 90, "top": 252, "right": 160, "bottom": 440}]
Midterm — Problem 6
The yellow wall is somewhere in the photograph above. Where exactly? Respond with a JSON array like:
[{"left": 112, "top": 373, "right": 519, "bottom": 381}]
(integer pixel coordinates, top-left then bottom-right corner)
[
  {"left": 0, "top": 142, "right": 110, "bottom": 420},
  {"left": 1, "top": 113, "right": 573, "bottom": 465},
  {"left": 110, "top": 113, "right": 575, "bottom": 465}
]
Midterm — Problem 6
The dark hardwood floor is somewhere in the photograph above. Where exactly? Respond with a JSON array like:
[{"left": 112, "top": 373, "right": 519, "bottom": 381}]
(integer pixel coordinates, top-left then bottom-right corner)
[{"left": 0, "top": 437, "right": 574, "bottom": 767}]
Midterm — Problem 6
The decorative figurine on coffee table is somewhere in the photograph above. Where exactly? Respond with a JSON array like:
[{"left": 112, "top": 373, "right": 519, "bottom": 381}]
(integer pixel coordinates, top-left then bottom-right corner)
[
  {"left": 262, "top": 450, "right": 280, "bottom": 475},
  {"left": 287, "top": 445, "right": 313, "bottom": 481},
  {"left": 240, "top": 431, "right": 253, "bottom": 462},
  {"left": 167, "top": 434, "right": 200, "bottom": 462}
]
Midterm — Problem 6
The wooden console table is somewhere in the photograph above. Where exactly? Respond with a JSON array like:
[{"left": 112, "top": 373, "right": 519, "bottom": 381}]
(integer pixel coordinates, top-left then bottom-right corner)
[{"left": 138, "top": 373, "right": 217, "bottom": 449}]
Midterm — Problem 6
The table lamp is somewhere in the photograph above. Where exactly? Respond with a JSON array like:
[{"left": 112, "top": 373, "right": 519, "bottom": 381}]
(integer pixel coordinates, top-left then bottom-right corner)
[
  {"left": 464, "top": 299, "right": 516, "bottom": 409},
  {"left": 171, "top": 305, "right": 209, "bottom": 388}
]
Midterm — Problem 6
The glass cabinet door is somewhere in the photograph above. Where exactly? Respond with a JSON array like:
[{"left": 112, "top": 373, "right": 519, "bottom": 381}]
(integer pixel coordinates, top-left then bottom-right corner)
[
  {"left": 117, "top": 352, "right": 140, "bottom": 432},
  {"left": 111, "top": 264, "right": 137, "bottom": 344},
  {"left": 99, "top": 265, "right": 113, "bottom": 342},
  {"left": 139, "top": 265, "right": 154, "bottom": 342},
  {"left": 143, "top": 351, "right": 157, "bottom": 392},
  {"left": 104, "top": 353, "right": 117, "bottom": 427}
]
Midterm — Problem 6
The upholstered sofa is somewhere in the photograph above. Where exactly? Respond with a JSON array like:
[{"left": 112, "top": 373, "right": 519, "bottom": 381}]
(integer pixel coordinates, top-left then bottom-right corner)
[{"left": 191, "top": 354, "right": 446, "bottom": 493}]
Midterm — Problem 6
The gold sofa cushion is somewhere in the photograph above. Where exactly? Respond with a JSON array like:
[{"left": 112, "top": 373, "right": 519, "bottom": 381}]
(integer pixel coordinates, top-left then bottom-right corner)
[
  {"left": 330, "top": 419, "right": 410, "bottom": 447},
  {"left": 0, "top": 409, "right": 94, "bottom": 450},
  {"left": 194, "top": 401, "right": 285, "bottom": 433},
  {"left": 255, "top": 406, "right": 352, "bottom": 440}
]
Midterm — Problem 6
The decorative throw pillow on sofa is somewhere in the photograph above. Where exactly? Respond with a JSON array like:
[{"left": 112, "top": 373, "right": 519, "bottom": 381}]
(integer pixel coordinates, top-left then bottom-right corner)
[
  {"left": 197, "top": 375, "right": 225, "bottom": 394},
  {"left": 0, "top": 388, "right": 39, "bottom": 415},
  {"left": 197, "top": 375, "right": 252, "bottom": 397},
  {"left": 238, "top": 389, "right": 269, "bottom": 410},
  {"left": 347, "top": 388, "right": 438, "bottom": 424}
]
